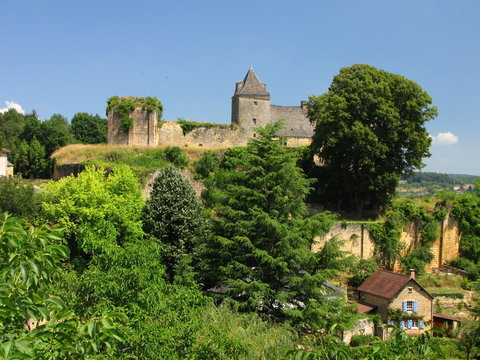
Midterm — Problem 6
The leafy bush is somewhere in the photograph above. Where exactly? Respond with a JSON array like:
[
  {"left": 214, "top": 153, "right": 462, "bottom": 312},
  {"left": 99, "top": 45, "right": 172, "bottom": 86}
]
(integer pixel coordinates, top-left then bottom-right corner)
[
  {"left": 165, "top": 146, "right": 188, "bottom": 168},
  {"left": 350, "top": 334, "right": 377, "bottom": 347},
  {"left": 0, "top": 178, "right": 39, "bottom": 220},
  {"left": 194, "top": 150, "right": 220, "bottom": 179}
]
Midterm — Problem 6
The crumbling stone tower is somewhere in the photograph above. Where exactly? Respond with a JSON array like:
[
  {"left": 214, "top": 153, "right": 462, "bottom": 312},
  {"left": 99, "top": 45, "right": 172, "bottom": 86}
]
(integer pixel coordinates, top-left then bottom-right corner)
[
  {"left": 231, "top": 66, "right": 271, "bottom": 137},
  {"left": 107, "top": 96, "right": 160, "bottom": 146}
]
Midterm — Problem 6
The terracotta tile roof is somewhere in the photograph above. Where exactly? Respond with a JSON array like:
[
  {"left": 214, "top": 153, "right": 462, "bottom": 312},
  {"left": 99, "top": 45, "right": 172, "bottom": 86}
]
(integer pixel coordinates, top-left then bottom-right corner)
[
  {"left": 357, "top": 301, "right": 377, "bottom": 314},
  {"left": 357, "top": 269, "right": 413, "bottom": 299}
]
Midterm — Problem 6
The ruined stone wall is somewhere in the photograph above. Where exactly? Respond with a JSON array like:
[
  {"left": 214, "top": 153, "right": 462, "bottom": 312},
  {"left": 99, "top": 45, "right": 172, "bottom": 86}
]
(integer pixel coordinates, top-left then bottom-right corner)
[
  {"left": 108, "top": 108, "right": 158, "bottom": 146},
  {"left": 312, "top": 222, "right": 375, "bottom": 259},
  {"left": 313, "top": 217, "right": 461, "bottom": 273},
  {"left": 157, "top": 122, "right": 248, "bottom": 148}
]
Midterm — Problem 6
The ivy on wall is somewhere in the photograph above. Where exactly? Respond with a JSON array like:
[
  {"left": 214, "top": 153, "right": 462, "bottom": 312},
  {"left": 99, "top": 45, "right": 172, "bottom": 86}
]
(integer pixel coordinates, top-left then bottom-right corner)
[
  {"left": 368, "top": 200, "right": 446, "bottom": 274},
  {"left": 176, "top": 119, "right": 227, "bottom": 136},
  {"left": 106, "top": 96, "right": 163, "bottom": 133}
]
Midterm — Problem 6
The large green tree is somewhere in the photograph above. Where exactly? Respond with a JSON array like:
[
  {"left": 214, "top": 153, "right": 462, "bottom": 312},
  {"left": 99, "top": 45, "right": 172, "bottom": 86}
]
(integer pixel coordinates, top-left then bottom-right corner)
[
  {"left": 41, "top": 114, "right": 75, "bottom": 156},
  {"left": 201, "top": 123, "right": 352, "bottom": 330},
  {"left": 71, "top": 112, "right": 107, "bottom": 144},
  {"left": 307, "top": 64, "right": 437, "bottom": 217},
  {"left": 142, "top": 165, "right": 208, "bottom": 282}
]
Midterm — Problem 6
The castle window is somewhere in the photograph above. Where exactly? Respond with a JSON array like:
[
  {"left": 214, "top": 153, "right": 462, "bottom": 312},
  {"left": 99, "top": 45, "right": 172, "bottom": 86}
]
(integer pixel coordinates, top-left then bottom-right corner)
[
  {"left": 252, "top": 118, "right": 257, "bottom": 125},
  {"left": 254, "top": 101, "right": 258, "bottom": 106},
  {"left": 253, "top": 133, "right": 256, "bottom": 138}
]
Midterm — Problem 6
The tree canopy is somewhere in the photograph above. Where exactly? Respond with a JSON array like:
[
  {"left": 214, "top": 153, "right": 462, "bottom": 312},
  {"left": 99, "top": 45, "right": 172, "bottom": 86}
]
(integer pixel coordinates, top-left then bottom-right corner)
[
  {"left": 307, "top": 64, "right": 437, "bottom": 217},
  {"left": 71, "top": 112, "right": 107, "bottom": 144},
  {"left": 200, "top": 122, "right": 352, "bottom": 330}
]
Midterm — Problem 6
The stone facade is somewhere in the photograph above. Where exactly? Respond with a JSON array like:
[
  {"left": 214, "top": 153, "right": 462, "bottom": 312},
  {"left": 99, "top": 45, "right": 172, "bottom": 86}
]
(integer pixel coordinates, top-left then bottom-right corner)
[{"left": 107, "top": 67, "right": 314, "bottom": 148}]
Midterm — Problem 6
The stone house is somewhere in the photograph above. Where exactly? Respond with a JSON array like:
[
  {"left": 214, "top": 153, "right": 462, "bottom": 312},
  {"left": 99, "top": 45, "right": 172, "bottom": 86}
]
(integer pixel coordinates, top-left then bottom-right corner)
[
  {"left": 0, "top": 149, "right": 13, "bottom": 178},
  {"left": 357, "top": 269, "right": 433, "bottom": 335}
]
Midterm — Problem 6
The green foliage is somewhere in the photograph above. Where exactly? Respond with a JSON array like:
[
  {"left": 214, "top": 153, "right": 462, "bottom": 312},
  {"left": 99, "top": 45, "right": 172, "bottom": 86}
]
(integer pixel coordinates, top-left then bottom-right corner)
[
  {"left": 291, "top": 328, "right": 444, "bottom": 360},
  {"left": 0, "top": 178, "right": 39, "bottom": 220},
  {"left": 120, "top": 116, "right": 133, "bottom": 132},
  {"left": 13, "top": 138, "right": 49, "bottom": 178},
  {"left": 308, "top": 64, "right": 437, "bottom": 216},
  {"left": 142, "top": 165, "right": 208, "bottom": 281},
  {"left": 106, "top": 96, "right": 163, "bottom": 125},
  {"left": 349, "top": 334, "right": 377, "bottom": 347},
  {"left": 164, "top": 146, "right": 188, "bottom": 168},
  {"left": 41, "top": 114, "right": 75, "bottom": 156},
  {"left": 200, "top": 122, "right": 352, "bottom": 331},
  {"left": 40, "top": 165, "right": 145, "bottom": 260},
  {"left": 193, "top": 150, "right": 220, "bottom": 179},
  {"left": 368, "top": 200, "right": 440, "bottom": 273},
  {"left": 192, "top": 303, "right": 296, "bottom": 359},
  {"left": 176, "top": 118, "right": 219, "bottom": 135},
  {"left": 0, "top": 214, "right": 123, "bottom": 359},
  {"left": 71, "top": 112, "right": 107, "bottom": 144},
  {"left": 453, "top": 184, "right": 480, "bottom": 264},
  {"left": 458, "top": 320, "right": 480, "bottom": 360},
  {"left": 0, "top": 108, "right": 25, "bottom": 150},
  {"left": 349, "top": 258, "right": 378, "bottom": 287}
]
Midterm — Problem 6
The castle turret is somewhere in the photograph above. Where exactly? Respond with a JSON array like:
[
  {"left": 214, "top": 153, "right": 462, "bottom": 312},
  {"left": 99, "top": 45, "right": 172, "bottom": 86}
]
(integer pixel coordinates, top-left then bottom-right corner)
[
  {"left": 231, "top": 67, "right": 271, "bottom": 135},
  {"left": 107, "top": 96, "right": 161, "bottom": 146}
]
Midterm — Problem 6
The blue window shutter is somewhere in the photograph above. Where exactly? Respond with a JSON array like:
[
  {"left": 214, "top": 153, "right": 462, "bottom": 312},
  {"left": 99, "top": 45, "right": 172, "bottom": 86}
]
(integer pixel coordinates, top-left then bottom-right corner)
[
  {"left": 407, "top": 319, "right": 413, "bottom": 329},
  {"left": 420, "top": 321, "right": 425, "bottom": 329},
  {"left": 390, "top": 320, "right": 395, "bottom": 326},
  {"left": 413, "top": 301, "right": 418, "bottom": 313},
  {"left": 402, "top": 301, "right": 407, "bottom": 313},
  {"left": 400, "top": 320, "right": 405, "bottom": 329}
]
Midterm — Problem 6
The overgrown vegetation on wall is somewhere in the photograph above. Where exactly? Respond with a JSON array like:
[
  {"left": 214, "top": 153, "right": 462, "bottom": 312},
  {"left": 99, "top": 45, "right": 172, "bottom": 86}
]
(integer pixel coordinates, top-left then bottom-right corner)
[
  {"left": 176, "top": 118, "right": 226, "bottom": 135},
  {"left": 106, "top": 96, "right": 163, "bottom": 132},
  {"left": 367, "top": 199, "right": 446, "bottom": 274}
]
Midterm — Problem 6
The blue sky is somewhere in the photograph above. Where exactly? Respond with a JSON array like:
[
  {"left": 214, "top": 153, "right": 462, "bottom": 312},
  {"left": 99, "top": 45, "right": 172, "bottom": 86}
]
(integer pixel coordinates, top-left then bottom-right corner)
[{"left": 1, "top": 1, "right": 479, "bottom": 174}]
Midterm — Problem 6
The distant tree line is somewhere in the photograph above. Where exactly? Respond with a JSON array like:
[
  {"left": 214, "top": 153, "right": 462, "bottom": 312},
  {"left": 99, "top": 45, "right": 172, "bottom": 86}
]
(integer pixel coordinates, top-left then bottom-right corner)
[{"left": 0, "top": 109, "right": 107, "bottom": 178}]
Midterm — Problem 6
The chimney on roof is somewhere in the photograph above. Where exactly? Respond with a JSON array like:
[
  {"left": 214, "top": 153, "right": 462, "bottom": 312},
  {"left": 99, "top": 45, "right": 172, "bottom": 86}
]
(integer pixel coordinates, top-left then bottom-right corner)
[{"left": 410, "top": 269, "right": 416, "bottom": 280}]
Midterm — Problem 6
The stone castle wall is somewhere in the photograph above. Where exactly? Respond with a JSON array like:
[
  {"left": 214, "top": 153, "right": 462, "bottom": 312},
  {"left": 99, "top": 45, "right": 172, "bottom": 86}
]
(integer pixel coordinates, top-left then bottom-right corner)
[
  {"left": 108, "top": 108, "right": 158, "bottom": 146},
  {"left": 313, "top": 215, "right": 461, "bottom": 273}
]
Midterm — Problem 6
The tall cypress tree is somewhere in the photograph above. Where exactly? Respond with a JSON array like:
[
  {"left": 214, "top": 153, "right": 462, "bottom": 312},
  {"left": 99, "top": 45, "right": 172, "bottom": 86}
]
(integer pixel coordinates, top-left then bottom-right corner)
[
  {"left": 142, "top": 165, "right": 208, "bottom": 282},
  {"left": 201, "top": 123, "right": 351, "bottom": 330}
]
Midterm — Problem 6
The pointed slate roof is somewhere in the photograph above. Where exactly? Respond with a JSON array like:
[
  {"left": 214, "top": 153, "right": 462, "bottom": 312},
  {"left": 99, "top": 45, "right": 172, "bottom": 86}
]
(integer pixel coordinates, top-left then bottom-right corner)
[{"left": 233, "top": 67, "right": 270, "bottom": 99}]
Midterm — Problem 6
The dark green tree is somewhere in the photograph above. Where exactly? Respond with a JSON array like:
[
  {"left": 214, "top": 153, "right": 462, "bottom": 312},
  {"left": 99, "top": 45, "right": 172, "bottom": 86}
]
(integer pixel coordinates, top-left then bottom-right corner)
[
  {"left": 201, "top": 122, "right": 351, "bottom": 330},
  {"left": 142, "top": 165, "right": 208, "bottom": 281},
  {"left": 307, "top": 64, "right": 437, "bottom": 217},
  {"left": 0, "top": 108, "right": 25, "bottom": 150},
  {"left": 14, "top": 138, "right": 49, "bottom": 179},
  {"left": 71, "top": 112, "right": 107, "bottom": 144},
  {"left": 453, "top": 180, "right": 480, "bottom": 264},
  {"left": 41, "top": 114, "right": 75, "bottom": 156},
  {"left": 0, "top": 178, "right": 39, "bottom": 219}
]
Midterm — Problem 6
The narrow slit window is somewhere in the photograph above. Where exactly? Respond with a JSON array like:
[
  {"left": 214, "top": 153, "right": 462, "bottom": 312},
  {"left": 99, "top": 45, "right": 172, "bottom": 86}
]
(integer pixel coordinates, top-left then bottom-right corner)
[{"left": 252, "top": 118, "right": 257, "bottom": 125}]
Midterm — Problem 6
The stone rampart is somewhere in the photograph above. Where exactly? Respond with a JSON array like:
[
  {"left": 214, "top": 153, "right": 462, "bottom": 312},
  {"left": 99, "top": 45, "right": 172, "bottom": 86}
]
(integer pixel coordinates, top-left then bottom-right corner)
[{"left": 313, "top": 216, "right": 461, "bottom": 273}]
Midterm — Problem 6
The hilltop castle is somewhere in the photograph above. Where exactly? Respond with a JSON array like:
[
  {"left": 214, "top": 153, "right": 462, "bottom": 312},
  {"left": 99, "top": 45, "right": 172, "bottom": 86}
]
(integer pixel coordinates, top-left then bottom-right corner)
[{"left": 108, "top": 67, "right": 314, "bottom": 147}]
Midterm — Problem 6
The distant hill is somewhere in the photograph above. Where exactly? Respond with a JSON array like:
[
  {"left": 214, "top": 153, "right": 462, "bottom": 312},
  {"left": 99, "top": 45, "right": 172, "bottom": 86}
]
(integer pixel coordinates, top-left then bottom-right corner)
[{"left": 398, "top": 172, "right": 479, "bottom": 197}]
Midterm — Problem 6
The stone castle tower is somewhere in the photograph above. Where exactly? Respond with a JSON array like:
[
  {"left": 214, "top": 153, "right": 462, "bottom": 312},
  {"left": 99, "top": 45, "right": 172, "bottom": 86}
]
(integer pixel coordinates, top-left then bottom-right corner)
[
  {"left": 232, "top": 67, "right": 314, "bottom": 144},
  {"left": 231, "top": 66, "right": 272, "bottom": 138}
]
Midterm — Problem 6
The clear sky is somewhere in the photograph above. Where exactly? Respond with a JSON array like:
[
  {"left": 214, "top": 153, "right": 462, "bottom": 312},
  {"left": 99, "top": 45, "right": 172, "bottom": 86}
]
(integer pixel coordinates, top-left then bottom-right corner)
[{"left": 1, "top": 1, "right": 479, "bottom": 174}]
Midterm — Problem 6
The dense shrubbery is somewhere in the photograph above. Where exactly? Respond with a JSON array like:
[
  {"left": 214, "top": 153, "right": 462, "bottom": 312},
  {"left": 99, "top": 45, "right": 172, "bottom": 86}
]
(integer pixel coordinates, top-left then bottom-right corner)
[{"left": 164, "top": 146, "right": 188, "bottom": 168}]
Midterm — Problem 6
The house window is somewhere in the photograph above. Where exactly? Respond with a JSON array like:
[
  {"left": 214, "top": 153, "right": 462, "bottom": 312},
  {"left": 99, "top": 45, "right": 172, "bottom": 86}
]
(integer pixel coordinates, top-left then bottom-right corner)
[
  {"left": 406, "top": 301, "right": 414, "bottom": 312},
  {"left": 252, "top": 118, "right": 257, "bottom": 125},
  {"left": 412, "top": 319, "right": 419, "bottom": 329},
  {"left": 408, "top": 287, "right": 413, "bottom": 294}
]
